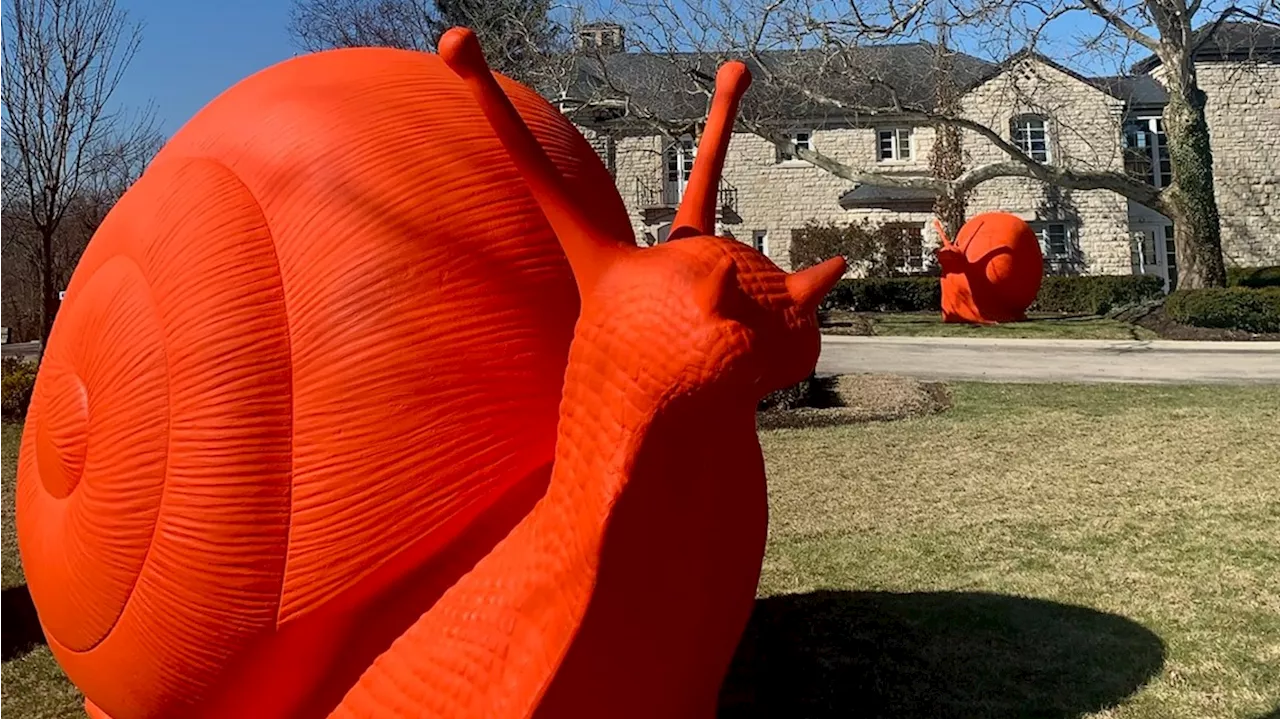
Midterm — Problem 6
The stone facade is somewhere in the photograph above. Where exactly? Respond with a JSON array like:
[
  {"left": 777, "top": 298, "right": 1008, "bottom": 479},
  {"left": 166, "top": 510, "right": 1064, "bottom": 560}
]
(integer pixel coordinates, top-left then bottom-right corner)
[
  {"left": 960, "top": 58, "right": 1133, "bottom": 276},
  {"left": 1196, "top": 61, "right": 1280, "bottom": 266},
  {"left": 578, "top": 54, "right": 1279, "bottom": 277}
]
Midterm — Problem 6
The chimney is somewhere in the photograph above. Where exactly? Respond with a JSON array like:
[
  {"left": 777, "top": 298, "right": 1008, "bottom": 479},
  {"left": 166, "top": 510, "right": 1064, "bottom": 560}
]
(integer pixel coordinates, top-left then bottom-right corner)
[{"left": 576, "top": 22, "right": 625, "bottom": 55}]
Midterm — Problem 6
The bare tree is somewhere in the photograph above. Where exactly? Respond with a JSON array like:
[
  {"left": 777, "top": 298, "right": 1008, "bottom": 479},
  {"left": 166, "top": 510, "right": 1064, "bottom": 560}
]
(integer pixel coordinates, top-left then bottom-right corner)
[
  {"left": 2, "top": 0, "right": 160, "bottom": 345},
  {"left": 584, "top": 0, "right": 1276, "bottom": 287},
  {"left": 929, "top": 7, "right": 967, "bottom": 239},
  {"left": 289, "top": 0, "right": 438, "bottom": 51},
  {"left": 288, "top": 0, "right": 572, "bottom": 86}
]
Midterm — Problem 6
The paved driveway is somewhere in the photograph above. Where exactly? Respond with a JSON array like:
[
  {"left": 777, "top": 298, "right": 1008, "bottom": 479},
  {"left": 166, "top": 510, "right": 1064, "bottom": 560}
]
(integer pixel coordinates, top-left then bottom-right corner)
[
  {"left": 819, "top": 335, "right": 1280, "bottom": 385},
  {"left": 5, "top": 337, "right": 1277, "bottom": 384},
  {"left": 1, "top": 341, "right": 41, "bottom": 360}
]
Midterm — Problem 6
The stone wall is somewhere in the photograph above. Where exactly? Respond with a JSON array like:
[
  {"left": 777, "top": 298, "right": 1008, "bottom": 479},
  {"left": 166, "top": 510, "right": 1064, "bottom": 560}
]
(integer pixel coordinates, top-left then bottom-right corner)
[
  {"left": 960, "top": 58, "right": 1132, "bottom": 275},
  {"left": 1194, "top": 61, "right": 1280, "bottom": 266},
  {"left": 575, "top": 54, "right": 1279, "bottom": 275},
  {"left": 607, "top": 123, "right": 937, "bottom": 269},
  {"left": 597, "top": 57, "right": 1137, "bottom": 273}
]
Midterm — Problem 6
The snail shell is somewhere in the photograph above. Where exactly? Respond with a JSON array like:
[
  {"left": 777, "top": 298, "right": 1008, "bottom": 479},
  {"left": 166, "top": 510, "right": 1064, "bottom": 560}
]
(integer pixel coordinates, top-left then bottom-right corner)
[{"left": 16, "top": 46, "right": 631, "bottom": 717}]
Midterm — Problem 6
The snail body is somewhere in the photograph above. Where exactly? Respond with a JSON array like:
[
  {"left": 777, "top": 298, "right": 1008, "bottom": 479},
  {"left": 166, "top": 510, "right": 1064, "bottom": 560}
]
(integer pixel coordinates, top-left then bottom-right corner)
[
  {"left": 935, "top": 212, "right": 1044, "bottom": 323},
  {"left": 18, "top": 28, "right": 846, "bottom": 718}
]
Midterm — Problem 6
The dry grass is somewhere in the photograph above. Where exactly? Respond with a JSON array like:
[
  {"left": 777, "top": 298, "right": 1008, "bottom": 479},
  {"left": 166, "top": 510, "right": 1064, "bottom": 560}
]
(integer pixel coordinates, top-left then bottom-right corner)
[
  {"left": 736, "top": 383, "right": 1280, "bottom": 719},
  {"left": 2, "top": 423, "right": 85, "bottom": 717},
  {"left": 4, "top": 382, "right": 1279, "bottom": 718},
  {"left": 826, "top": 310, "right": 1159, "bottom": 340}
]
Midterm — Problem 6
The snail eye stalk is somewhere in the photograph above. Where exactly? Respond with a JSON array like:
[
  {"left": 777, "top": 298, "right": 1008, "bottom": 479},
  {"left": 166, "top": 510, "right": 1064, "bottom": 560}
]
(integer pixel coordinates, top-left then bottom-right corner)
[{"left": 668, "top": 62, "right": 751, "bottom": 242}]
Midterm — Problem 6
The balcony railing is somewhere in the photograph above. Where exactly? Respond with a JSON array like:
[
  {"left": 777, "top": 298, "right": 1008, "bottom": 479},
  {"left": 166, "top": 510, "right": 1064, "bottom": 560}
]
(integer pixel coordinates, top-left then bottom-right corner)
[{"left": 633, "top": 177, "right": 738, "bottom": 214}]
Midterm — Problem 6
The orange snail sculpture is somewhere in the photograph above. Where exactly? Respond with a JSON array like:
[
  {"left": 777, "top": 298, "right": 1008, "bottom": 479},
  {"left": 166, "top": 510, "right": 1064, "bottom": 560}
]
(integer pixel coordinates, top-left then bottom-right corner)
[
  {"left": 16, "top": 27, "right": 846, "bottom": 719},
  {"left": 934, "top": 212, "right": 1044, "bottom": 324}
]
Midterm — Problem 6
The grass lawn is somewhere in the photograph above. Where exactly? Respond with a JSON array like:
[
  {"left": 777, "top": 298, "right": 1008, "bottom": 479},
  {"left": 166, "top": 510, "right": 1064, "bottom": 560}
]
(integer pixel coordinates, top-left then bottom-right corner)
[
  {"left": 831, "top": 310, "right": 1160, "bottom": 340},
  {"left": 5, "top": 383, "right": 1280, "bottom": 718}
]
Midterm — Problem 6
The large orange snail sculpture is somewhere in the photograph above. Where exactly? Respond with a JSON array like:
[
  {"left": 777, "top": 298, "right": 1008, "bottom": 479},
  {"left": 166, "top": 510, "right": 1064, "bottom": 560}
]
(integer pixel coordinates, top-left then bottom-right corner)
[
  {"left": 935, "top": 212, "right": 1044, "bottom": 323},
  {"left": 15, "top": 27, "right": 846, "bottom": 719}
]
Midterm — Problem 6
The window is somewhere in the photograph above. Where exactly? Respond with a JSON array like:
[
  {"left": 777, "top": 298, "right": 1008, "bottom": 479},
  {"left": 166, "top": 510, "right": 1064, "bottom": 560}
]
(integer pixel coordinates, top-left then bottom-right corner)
[
  {"left": 752, "top": 230, "right": 769, "bottom": 256},
  {"left": 778, "top": 130, "right": 812, "bottom": 162},
  {"left": 1164, "top": 224, "right": 1178, "bottom": 290},
  {"left": 1123, "top": 116, "right": 1172, "bottom": 187},
  {"left": 881, "top": 223, "right": 926, "bottom": 274},
  {"left": 663, "top": 136, "right": 696, "bottom": 203},
  {"left": 1032, "top": 222, "right": 1078, "bottom": 273},
  {"left": 1012, "top": 115, "right": 1050, "bottom": 163},
  {"left": 877, "top": 128, "right": 913, "bottom": 161}
]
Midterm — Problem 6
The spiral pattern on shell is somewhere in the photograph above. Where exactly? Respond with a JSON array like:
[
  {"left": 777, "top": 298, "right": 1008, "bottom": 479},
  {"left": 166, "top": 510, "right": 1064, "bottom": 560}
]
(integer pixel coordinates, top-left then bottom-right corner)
[{"left": 15, "top": 47, "right": 632, "bottom": 717}]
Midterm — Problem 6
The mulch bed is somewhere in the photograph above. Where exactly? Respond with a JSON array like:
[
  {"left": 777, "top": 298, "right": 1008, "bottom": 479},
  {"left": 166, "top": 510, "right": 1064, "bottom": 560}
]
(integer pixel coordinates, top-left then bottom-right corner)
[
  {"left": 758, "top": 374, "right": 952, "bottom": 430},
  {"left": 1121, "top": 304, "right": 1280, "bottom": 342},
  {"left": 817, "top": 310, "right": 874, "bottom": 336}
]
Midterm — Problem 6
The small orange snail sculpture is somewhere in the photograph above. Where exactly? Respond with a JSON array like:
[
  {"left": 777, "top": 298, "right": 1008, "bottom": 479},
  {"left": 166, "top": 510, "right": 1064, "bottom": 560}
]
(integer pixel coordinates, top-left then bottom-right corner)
[
  {"left": 934, "top": 212, "right": 1044, "bottom": 324},
  {"left": 16, "top": 26, "right": 845, "bottom": 719}
]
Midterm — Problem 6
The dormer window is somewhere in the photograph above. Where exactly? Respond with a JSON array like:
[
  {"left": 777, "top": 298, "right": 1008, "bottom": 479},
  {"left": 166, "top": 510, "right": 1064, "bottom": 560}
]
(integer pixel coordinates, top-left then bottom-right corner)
[{"left": 1011, "top": 114, "right": 1050, "bottom": 163}]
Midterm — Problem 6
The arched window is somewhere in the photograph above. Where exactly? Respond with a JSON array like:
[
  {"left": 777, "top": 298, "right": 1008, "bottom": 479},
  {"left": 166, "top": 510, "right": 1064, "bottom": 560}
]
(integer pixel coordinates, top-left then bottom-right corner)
[{"left": 1011, "top": 114, "right": 1051, "bottom": 163}]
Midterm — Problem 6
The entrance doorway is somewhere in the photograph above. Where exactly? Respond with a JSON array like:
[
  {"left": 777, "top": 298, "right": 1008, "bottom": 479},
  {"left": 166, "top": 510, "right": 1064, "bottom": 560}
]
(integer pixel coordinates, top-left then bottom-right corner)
[{"left": 1130, "top": 222, "right": 1178, "bottom": 292}]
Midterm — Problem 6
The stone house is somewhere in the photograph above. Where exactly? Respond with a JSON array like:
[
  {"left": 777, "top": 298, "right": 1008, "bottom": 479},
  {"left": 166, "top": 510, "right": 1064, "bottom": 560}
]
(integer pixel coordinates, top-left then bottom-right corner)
[{"left": 563, "top": 21, "right": 1279, "bottom": 290}]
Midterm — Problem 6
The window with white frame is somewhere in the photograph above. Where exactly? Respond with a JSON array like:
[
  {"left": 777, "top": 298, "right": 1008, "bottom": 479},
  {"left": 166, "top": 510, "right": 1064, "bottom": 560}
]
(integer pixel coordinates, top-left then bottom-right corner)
[
  {"left": 752, "top": 229, "right": 769, "bottom": 256},
  {"left": 1122, "top": 116, "right": 1172, "bottom": 187},
  {"left": 880, "top": 223, "right": 927, "bottom": 274},
  {"left": 877, "top": 127, "right": 913, "bottom": 161},
  {"left": 1030, "top": 221, "right": 1078, "bottom": 272},
  {"left": 1011, "top": 115, "right": 1051, "bottom": 162},
  {"left": 778, "top": 130, "right": 812, "bottom": 162}
]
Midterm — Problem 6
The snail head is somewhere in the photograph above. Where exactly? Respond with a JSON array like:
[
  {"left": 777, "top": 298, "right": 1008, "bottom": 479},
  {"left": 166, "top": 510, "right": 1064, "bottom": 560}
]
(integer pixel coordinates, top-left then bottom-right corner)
[
  {"left": 440, "top": 27, "right": 845, "bottom": 401},
  {"left": 933, "top": 219, "right": 969, "bottom": 274}
]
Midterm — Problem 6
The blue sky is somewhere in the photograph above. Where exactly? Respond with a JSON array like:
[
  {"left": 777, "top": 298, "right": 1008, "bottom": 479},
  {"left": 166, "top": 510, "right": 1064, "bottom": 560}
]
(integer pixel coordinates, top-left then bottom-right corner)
[
  {"left": 112, "top": 0, "right": 1155, "bottom": 138},
  {"left": 113, "top": 0, "right": 299, "bottom": 136}
]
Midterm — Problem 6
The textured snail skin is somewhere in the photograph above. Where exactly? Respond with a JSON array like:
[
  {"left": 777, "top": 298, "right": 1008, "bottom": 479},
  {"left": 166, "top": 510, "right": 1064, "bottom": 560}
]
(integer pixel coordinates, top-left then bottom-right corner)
[
  {"left": 936, "top": 212, "right": 1045, "bottom": 324},
  {"left": 17, "top": 27, "right": 846, "bottom": 719}
]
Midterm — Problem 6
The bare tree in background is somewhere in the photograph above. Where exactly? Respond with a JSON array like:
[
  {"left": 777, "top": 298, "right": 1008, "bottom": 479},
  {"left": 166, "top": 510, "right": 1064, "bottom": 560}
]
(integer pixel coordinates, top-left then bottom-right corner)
[
  {"left": 929, "top": 7, "right": 966, "bottom": 239},
  {"left": 590, "top": 0, "right": 1276, "bottom": 287},
  {"left": 288, "top": 0, "right": 573, "bottom": 86},
  {"left": 2, "top": 0, "right": 160, "bottom": 345}
]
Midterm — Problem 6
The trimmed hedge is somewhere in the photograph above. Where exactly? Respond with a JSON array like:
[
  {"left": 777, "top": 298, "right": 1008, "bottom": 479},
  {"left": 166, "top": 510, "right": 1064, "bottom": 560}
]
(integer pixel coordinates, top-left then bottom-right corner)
[
  {"left": 1030, "top": 275, "right": 1165, "bottom": 314},
  {"left": 2, "top": 358, "right": 37, "bottom": 420},
  {"left": 822, "top": 277, "right": 941, "bottom": 312},
  {"left": 822, "top": 274, "right": 1164, "bottom": 315},
  {"left": 1227, "top": 266, "right": 1280, "bottom": 289},
  {"left": 1165, "top": 287, "right": 1280, "bottom": 334}
]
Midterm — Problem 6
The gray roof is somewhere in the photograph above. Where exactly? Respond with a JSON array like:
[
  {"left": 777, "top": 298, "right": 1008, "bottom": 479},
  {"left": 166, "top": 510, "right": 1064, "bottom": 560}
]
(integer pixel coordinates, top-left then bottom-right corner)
[
  {"left": 1088, "top": 74, "right": 1168, "bottom": 106},
  {"left": 565, "top": 21, "right": 1277, "bottom": 127},
  {"left": 567, "top": 43, "right": 996, "bottom": 123},
  {"left": 838, "top": 184, "right": 937, "bottom": 210},
  {"left": 1132, "top": 21, "right": 1280, "bottom": 72}
]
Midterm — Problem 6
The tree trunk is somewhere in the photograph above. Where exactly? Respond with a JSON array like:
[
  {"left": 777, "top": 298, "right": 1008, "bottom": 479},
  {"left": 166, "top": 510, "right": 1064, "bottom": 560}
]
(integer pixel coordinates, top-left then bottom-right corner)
[
  {"left": 1162, "top": 74, "right": 1227, "bottom": 289},
  {"left": 40, "top": 229, "right": 57, "bottom": 349},
  {"left": 931, "top": 123, "right": 967, "bottom": 241}
]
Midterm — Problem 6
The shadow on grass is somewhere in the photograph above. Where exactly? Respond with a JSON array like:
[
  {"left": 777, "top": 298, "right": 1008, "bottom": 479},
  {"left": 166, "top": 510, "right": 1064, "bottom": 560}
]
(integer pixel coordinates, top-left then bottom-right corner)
[
  {"left": 719, "top": 589, "right": 1165, "bottom": 719},
  {"left": 3, "top": 584, "right": 47, "bottom": 661}
]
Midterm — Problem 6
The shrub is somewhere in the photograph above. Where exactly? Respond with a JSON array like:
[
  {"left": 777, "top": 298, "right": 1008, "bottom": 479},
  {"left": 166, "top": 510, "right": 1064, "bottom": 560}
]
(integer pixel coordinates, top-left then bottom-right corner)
[
  {"left": 1030, "top": 275, "right": 1165, "bottom": 314},
  {"left": 2, "top": 358, "right": 38, "bottom": 420},
  {"left": 1164, "top": 287, "right": 1280, "bottom": 334},
  {"left": 791, "top": 219, "right": 938, "bottom": 278},
  {"left": 821, "top": 274, "right": 1163, "bottom": 315},
  {"left": 1227, "top": 266, "right": 1280, "bottom": 289},
  {"left": 823, "top": 277, "right": 941, "bottom": 312}
]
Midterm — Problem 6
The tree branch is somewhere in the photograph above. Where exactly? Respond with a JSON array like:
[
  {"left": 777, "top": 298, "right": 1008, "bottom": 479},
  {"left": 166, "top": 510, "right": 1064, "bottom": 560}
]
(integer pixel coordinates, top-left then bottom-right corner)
[{"left": 1079, "top": 0, "right": 1162, "bottom": 51}]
